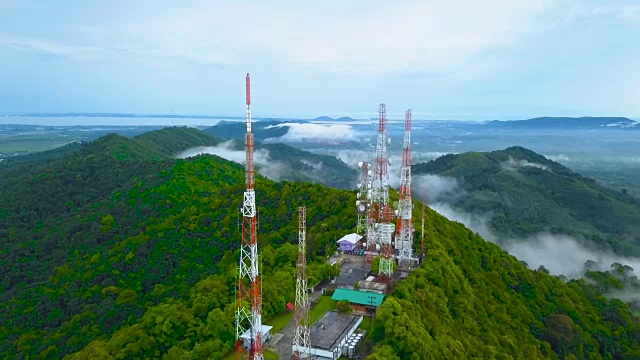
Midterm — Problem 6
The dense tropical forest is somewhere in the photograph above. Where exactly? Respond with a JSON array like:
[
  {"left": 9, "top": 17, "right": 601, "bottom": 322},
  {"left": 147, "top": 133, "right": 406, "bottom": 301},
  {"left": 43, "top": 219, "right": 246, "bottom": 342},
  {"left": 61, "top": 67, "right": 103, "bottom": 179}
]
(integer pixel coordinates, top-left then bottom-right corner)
[
  {"left": 1, "top": 128, "right": 639, "bottom": 359},
  {"left": 413, "top": 146, "right": 640, "bottom": 256}
]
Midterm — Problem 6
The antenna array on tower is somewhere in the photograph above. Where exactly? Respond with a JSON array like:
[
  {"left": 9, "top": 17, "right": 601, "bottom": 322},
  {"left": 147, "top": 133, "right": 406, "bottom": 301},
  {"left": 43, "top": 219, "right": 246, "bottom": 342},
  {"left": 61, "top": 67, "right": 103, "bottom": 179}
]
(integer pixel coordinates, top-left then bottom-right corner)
[
  {"left": 397, "top": 109, "right": 418, "bottom": 266},
  {"left": 366, "top": 103, "right": 395, "bottom": 277},
  {"left": 356, "top": 162, "right": 370, "bottom": 237}
]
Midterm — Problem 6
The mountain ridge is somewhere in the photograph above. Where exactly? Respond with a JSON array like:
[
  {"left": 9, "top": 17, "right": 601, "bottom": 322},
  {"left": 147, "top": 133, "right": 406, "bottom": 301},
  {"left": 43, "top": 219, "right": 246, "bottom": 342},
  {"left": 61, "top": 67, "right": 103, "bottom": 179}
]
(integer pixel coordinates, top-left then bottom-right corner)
[
  {"left": 485, "top": 117, "right": 639, "bottom": 129},
  {"left": 413, "top": 146, "right": 640, "bottom": 255}
]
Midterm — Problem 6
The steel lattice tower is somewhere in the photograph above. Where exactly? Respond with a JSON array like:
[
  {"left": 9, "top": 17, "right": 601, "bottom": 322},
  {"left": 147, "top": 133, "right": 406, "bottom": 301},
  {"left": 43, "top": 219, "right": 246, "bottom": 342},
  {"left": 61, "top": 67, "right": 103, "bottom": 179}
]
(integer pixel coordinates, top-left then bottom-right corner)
[
  {"left": 292, "top": 206, "right": 311, "bottom": 359},
  {"left": 397, "top": 109, "right": 416, "bottom": 265},
  {"left": 421, "top": 190, "right": 427, "bottom": 259},
  {"left": 367, "top": 103, "right": 395, "bottom": 276},
  {"left": 235, "top": 73, "right": 264, "bottom": 360},
  {"left": 356, "top": 161, "right": 370, "bottom": 237}
]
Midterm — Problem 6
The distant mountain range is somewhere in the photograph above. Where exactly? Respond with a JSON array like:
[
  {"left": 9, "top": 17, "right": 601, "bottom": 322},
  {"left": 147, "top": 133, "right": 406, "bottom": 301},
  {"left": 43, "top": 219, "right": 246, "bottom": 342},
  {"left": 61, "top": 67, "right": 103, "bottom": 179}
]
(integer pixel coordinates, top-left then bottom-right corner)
[
  {"left": 413, "top": 146, "right": 640, "bottom": 255},
  {"left": 484, "top": 116, "right": 639, "bottom": 129}
]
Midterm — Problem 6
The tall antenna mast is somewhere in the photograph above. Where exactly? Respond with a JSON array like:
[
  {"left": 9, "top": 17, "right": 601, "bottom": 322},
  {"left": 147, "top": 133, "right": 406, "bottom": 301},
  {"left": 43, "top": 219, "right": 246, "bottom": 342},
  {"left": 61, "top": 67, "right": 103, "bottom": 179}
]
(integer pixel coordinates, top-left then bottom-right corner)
[
  {"left": 368, "top": 103, "right": 395, "bottom": 277},
  {"left": 421, "top": 190, "right": 426, "bottom": 258},
  {"left": 235, "top": 73, "right": 264, "bottom": 360},
  {"left": 292, "top": 206, "right": 311, "bottom": 359},
  {"left": 397, "top": 109, "right": 416, "bottom": 266}
]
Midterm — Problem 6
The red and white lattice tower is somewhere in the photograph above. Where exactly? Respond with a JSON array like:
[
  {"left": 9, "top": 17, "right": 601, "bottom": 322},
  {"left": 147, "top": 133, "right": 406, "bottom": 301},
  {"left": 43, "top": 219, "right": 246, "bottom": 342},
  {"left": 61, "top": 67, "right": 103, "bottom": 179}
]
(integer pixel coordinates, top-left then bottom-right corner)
[
  {"left": 367, "top": 103, "right": 395, "bottom": 276},
  {"left": 356, "top": 162, "right": 370, "bottom": 238},
  {"left": 236, "top": 73, "right": 264, "bottom": 360},
  {"left": 397, "top": 109, "right": 416, "bottom": 265},
  {"left": 292, "top": 207, "right": 311, "bottom": 359},
  {"left": 421, "top": 190, "right": 427, "bottom": 259}
]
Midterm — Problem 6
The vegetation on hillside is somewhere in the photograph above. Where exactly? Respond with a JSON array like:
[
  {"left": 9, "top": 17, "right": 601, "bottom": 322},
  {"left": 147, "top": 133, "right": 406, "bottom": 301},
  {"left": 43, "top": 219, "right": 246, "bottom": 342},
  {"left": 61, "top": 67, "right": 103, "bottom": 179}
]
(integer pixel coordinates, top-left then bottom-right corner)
[
  {"left": 413, "top": 146, "right": 640, "bottom": 256},
  {"left": 1, "top": 133, "right": 639, "bottom": 359},
  {"left": 0, "top": 132, "right": 349, "bottom": 358},
  {"left": 0, "top": 127, "right": 223, "bottom": 297},
  {"left": 368, "top": 198, "right": 640, "bottom": 359}
]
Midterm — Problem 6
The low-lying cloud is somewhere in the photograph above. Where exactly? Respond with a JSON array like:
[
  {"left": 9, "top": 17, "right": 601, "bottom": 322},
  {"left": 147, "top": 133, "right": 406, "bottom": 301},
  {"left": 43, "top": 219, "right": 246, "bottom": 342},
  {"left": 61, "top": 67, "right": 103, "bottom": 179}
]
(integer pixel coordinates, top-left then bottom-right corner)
[
  {"left": 412, "top": 175, "right": 461, "bottom": 203},
  {"left": 175, "top": 141, "right": 288, "bottom": 181},
  {"left": 413, "top": 174, "right": 640, "bottom": 282},
  {"left": 502, "top": 156, "right": 548, "bottom": 171},
  {"left": 545, "top": 154, "right": 572, "bottom": 162},
  {"left": 265, "top": 123, "right": 358, "bottom": 142},
  {"left": 328, "top": 148, "right": 453, "bottom": 190},
  {"left": 505, "top": 234, "right": 640, "bottom": 279}
]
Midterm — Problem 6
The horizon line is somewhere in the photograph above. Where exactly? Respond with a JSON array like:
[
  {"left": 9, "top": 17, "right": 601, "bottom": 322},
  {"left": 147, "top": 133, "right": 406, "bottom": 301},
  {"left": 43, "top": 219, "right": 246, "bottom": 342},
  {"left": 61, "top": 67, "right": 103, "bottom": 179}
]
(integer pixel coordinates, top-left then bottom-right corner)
[{"left": 1, "top": 112, "right": 638, "bottom": 123}]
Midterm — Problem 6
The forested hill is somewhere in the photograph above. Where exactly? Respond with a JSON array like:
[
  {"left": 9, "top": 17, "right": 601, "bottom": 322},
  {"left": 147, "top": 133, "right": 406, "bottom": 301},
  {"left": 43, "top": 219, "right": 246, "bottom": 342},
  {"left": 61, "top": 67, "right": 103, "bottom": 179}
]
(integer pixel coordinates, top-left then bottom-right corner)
[
  {"left": 214, "top": 138, "right": 358, "bottom": 190},
  {"left": 1, "top": 139, "right": 640, "bottom": 358},
  {"left": 413, "top": 146, "right": 640, "bottom": 256},
  {"left": 0, "top": 127, "right": 223, "bottom": 298}
]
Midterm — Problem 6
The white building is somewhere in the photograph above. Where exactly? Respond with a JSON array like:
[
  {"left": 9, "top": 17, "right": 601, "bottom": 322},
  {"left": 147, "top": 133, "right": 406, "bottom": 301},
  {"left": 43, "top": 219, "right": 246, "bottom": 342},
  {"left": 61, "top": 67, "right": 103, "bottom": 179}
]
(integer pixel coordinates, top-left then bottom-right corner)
[
  {"left": 293, "top": 310, "right": 362, "bottom": 360},
  {"left": 240, "top": 324, "right": 273, "bottom": 350}
]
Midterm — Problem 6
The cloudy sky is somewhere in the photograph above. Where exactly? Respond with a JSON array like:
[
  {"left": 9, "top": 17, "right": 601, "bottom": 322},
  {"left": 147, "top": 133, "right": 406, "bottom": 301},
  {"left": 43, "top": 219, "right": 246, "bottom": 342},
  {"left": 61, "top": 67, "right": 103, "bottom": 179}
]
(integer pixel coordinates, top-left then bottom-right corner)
[{"left": 1, "top": 0, "right": 639, "bottom": 120}]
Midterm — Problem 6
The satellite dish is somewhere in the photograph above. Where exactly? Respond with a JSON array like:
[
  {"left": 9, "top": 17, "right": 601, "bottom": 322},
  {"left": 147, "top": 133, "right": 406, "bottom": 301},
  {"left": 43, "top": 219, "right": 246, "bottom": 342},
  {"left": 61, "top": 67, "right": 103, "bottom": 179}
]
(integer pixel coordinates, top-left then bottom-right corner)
[
  {"left": 367, "top": 194, "right": 371, "bottom": 199},
  {"left": 394, "top": 210, "right": 399, "bottom": 216},
  {"left": 357, "top": 183, "right": 362, "bottom": 188},
  {"left": 368, "top": 170, "right": 372, "bottom": 176},
  {"left": 358, "top": 161, "right": 363, "bottom": 168},
  {"left": 358, "top": 204, "right": 365, "bottom": 212},
  {"left": 356, "top": 200, "right": 361, "bottom": 206},
  {"left": 375, "top": 244, "right": 381, "bottom": 251},
  {"left": 367, "top": 183, "right": 372, "bottom": 189},
  {"left": 388, "top": 138, "right": 391, "bottom": 145}
]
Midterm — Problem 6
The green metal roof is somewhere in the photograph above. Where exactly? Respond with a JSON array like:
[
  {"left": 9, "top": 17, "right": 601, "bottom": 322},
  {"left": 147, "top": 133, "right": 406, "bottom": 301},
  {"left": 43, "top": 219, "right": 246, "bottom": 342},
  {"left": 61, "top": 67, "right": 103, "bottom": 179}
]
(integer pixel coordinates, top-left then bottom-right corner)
[{"left": 331, "top": 288, "right": 385, "bottom": 307}]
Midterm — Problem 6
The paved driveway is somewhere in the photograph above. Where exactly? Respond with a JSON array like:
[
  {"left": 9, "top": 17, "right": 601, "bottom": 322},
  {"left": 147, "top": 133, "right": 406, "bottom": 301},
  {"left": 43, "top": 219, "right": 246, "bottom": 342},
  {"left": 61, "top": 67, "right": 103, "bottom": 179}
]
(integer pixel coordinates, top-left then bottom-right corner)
[{"left": 335, "top": 255, "right": 371, "bottom": 288}]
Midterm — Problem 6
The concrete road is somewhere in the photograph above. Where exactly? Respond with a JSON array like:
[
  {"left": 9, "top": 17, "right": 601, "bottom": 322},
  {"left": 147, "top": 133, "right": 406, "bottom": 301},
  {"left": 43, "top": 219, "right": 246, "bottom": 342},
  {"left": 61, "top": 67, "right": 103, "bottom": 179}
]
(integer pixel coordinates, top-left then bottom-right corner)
[{"left": 335, "top": 255, "right": 371, "bottom": 288}]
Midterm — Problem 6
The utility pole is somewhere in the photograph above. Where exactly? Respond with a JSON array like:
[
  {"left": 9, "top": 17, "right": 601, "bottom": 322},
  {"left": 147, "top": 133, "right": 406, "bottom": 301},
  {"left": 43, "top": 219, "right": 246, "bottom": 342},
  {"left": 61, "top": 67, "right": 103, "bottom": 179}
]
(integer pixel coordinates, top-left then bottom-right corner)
[{"left": 367, "top": 295, "right": 375, "bottom": 326}]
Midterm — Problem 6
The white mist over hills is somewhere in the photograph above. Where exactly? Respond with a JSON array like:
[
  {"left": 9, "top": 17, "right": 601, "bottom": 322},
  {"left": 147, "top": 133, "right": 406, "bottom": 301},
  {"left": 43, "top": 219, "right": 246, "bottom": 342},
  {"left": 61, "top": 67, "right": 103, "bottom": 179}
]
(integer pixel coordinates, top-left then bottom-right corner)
[
  {"left": 175, "top": 142, "right": 289, "bottom": 181},
  {"left": 263, "top": 122, "right": 359, "bottom": 142},
  {"left": 415, "top": 174, "right": 640, "bottom": 280}
]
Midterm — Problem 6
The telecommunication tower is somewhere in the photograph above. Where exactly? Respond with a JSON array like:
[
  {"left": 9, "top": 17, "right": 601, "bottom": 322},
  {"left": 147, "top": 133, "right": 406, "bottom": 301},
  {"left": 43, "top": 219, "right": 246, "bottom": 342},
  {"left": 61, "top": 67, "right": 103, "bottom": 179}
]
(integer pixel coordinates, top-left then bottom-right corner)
[
  {"left": 356, "top": 162, "right": 370, "bottom": 237},
  {"left": 421, "top": 190, "right": 427, "bottom": 259},
  {"left": 292, "top": 207, "right": 311, "bottom": 359},
  {"left": 397, "top": 109, "right": 416, "bottom": 265},
  {"left": 235, "top": 73, "right": 264, "bottom": 360},
  {"left": 367, "top": 103, "right": 395, "bottom": 276}
]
